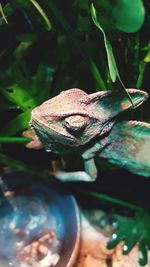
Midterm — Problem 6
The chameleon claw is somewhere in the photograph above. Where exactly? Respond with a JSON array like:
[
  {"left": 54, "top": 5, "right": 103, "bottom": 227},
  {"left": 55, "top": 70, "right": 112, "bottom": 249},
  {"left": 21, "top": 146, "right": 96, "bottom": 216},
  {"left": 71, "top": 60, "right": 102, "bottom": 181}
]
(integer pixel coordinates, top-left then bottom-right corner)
[{"left": 138, "top": 242, "right": 148, "bottom": 266}]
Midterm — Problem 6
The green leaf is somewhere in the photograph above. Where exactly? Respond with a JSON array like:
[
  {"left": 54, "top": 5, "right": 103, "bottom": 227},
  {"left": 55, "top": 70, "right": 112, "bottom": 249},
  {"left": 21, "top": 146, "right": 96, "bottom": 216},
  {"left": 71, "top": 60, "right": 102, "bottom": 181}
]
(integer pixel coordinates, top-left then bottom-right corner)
[
  {"left": 0, "top": 111, "right": 31, "bottom": 137},
  {"left": 90, "top": 60, "right": 106, "bottom": 90},
  {"left": 90, "top": 3, "right": 118, "bottom": 82},
  {"left": 144, "top": 50, "right": 150, "bottom": 63},
  {"left": 14, "top": 0, "right": 51, "bottom": 31},
  {"left": 90, "top": 3, "right": 133, "bottom": 104},
  {"left": 16, "top": 33, "right": 39, "bottom": 43},
  {"left": 92, "top": 0, "right": 145, "bottom": 33},
  {"left": 105, "top": 39, "right": 119, "bottom": 83},
  {"left": 1, "top": 84, "right": 38, "bottom": 111},
  {"left": 0, "top": 3, "right": 8, "bottom": 24},
  {"left": 29, "top": 0, "right": 51, "bottom": 31},
  {"left": 112, "top": 0, "right": 145, "bottom": 33}
]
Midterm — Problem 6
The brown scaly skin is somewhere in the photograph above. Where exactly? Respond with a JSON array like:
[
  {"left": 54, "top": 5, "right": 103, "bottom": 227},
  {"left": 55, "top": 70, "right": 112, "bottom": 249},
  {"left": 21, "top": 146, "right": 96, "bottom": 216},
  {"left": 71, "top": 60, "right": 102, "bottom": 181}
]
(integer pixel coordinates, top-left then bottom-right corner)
[{"left": 23, "top": 88, "right": 149, "bottom": 182}]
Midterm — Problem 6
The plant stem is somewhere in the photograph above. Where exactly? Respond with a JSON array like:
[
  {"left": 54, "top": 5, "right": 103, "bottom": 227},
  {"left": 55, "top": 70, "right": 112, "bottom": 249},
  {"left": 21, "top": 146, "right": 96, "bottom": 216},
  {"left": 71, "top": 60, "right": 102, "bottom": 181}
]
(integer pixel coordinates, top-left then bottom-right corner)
[
  {"left": 77, "top": 189, "right": 142, "bottom": 211},
  {"left": 0, "top": 137, "right": 31, "bottom": 143},
  {"left": 0, "top": 153, "right": 52, "bottom": 181},
  {"left": 136, "top": 61, "right": 147, "bottom": 89}
]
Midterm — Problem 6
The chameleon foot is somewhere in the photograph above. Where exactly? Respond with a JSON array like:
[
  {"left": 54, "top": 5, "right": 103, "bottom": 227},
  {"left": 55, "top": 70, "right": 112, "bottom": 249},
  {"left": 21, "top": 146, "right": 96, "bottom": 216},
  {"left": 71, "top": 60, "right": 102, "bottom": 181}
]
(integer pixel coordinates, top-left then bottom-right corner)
[{"left": 107, "top": 210, "right": 150, "bottom": 266}]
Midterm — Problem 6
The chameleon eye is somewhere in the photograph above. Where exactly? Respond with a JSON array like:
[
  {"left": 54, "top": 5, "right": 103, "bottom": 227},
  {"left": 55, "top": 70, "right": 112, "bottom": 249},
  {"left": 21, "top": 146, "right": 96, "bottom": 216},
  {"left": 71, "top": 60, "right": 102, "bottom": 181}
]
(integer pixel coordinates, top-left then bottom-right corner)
[{"left": 64, "top": 115, "right": 88, "bottom": 132}]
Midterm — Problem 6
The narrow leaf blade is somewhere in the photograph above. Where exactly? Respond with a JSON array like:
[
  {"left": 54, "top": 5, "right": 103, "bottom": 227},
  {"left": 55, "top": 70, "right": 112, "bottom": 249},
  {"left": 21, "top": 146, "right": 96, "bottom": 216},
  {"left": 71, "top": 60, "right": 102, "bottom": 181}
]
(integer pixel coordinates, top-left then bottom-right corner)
[
  {"left": 29, "top": 0, "right": 51, "bottom": 31},
  {"left": 90, "top": 3, "right": 117, "bottom": 82}
]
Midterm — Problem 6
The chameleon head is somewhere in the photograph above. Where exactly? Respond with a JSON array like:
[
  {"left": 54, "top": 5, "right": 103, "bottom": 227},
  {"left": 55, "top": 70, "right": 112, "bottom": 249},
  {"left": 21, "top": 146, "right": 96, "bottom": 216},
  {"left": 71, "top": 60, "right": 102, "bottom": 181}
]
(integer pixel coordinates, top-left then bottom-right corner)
[
  {"left": 31, "top": 88, "right": 148, "bottom": 152},
  {"left": 31, "top": 88, "right": 103, "bottom": 150}
]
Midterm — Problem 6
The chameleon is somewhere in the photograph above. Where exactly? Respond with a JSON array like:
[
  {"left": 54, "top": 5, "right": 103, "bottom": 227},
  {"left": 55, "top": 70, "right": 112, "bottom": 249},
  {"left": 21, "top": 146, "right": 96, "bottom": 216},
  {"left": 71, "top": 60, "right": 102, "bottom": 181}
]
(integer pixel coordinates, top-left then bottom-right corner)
[
  {"left": 24, "top": 87, "right": 150, "bottom": 182},
  {"left": 24, "top": 88, "right": 150, "bottom": 266}
]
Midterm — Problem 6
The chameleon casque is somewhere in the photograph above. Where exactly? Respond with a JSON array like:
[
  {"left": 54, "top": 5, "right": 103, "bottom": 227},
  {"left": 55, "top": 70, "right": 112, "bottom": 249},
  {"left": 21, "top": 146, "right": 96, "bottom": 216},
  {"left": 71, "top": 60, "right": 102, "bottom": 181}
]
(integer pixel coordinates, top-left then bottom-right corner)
[
  {"left": 26, "top": 88, "right": 150, "bottom": 182},
  {"left": 24, "top": 88, "right": 150, "bottom": 266}
]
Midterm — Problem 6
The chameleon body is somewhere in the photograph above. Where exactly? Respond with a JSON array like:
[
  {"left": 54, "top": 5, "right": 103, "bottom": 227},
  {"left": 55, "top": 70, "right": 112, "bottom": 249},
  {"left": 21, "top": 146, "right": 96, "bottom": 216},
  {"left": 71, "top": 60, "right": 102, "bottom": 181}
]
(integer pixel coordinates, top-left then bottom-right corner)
[
  {"left": 25, "top": 88, "right": 150, "bottom": 266},
  {"left": 28, "top": 88, "right": 150, "bottom": 181}
]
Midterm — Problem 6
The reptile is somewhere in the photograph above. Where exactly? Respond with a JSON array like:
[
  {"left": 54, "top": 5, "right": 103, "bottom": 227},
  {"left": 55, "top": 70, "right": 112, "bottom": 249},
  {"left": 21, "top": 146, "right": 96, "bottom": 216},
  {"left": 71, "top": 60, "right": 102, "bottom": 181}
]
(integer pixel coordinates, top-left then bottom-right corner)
[
  {"left": 24, "top": 88, "right": 150, "bottom": 182},
  {"left": 23, "top": 88, "right": 150, "bottom": 266}
]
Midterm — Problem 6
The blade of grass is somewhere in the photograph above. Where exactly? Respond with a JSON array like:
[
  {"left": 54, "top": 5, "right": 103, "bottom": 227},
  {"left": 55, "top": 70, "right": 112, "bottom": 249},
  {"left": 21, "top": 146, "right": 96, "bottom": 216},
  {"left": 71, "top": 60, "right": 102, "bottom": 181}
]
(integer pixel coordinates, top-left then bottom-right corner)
[
  {"left": 0, "top": 3, "right": 8, "bottom": 24},
  {"left": 90, "top": 3, "right": 118, "bottom": 82},
  {"left": 90, "top": 59, "right": 107, "bottom": 91},
  {"left": 88, "top": 191, "right": 142, "bottom": 211},
  {"left": 74, "top": 187, "right": 142, "bottom": 211},
  {"left": 136, "top": 61, "right": 147, "bottom": 88},
  {"left": 46, "top": 0, "right": 106, "bottom": 90},
  {"left": 29, "top": 0, "right": 51, "bottom": 31}
]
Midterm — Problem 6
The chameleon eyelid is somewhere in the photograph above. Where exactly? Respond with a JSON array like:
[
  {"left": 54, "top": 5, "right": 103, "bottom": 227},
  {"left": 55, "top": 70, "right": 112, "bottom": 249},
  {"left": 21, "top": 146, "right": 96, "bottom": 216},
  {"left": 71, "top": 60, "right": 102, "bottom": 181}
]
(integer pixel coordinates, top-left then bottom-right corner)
[{"left": 63, "top": 115, "right": 88, "bottom": 131}]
